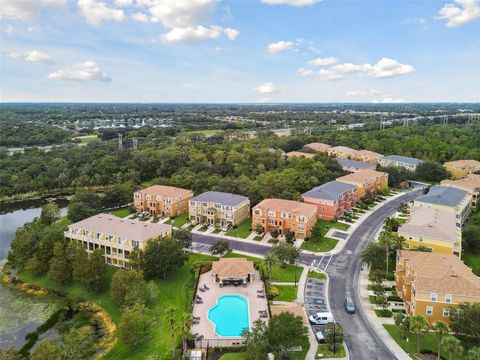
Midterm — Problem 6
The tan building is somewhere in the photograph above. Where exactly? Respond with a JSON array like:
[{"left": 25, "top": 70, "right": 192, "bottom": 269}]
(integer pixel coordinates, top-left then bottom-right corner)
[
  {"left": 304, "top": 142, "right": 331, "bottom": 153},
  {"left": 336, "top": 169, "right": 388, "bottom": 199},
  {"left": 211, "top": 258, "right": 256, "bottom": 285},
  {"left": 327, "top": 146, "right": 358, "bottom": 159},
  {"left": 285, "top": 151, "right": 315, "bottom": 159},
  {"left": 395, "top": 250, "right": 480, "bottom": 325},
  {"left": 398, "top": 206, "right": 462, "bottom": 257},
  {"left": 252, "top": 198, "right": 317, "bottom": 239},
  {"left": 441, "top": 174, "right": 480, "bottom": 206},
  {"left": 354, "top": 150, "right": 383, "bottom": 164},
  {"left": 189, "top": 191, "right": 250, "bottom": 229},
  {"left": 134, "top": 185, "right": 193, "bottom": 217},
  {"left": 444, "top": 160, "right": 480, "bottom": 179},
  {"left": 65, "top": 214, "right": 172, "bottom": 268}
]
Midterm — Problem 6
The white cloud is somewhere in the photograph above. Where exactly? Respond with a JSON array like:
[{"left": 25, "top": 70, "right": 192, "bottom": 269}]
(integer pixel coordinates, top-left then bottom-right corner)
[
  {"left": 161, "top": 25, "right": 237, "bottom": 43},
  {"left": 3, "top": 24, "right": 15, "bottom": 36},
  {"left": 267, "top": 40, "right": 295, "bottom": 53},
  {"left": 296, "top": 68, "right": 316, "bottom": 77},
  {"left": 7, "top": 50, "right": 56, "bottom": 65},
  {"left": 224, "top": 27, "right": 239, "bottom": 40},
  {"left": 331, "top": 62, "right": 363, "bottom": 73},
  {"left": 437, "top": 0, "right": 480, "bottom": 27},
  {"left": 132, "top": 12, "right": 149, "bottom": 22},
  {"left": 254, "top": 82, "right": 282, "bottom": 94},
  {"left": 0, "top": 0, "right": 65, "bottom": 20},
  {"left": 372, "top": 97, "right": 406, "bottom": 103},
  {"left": 347, "top": 89, "right": 381, "bottom": 96},
  {"left": 361, "top": 58, "right": 415, "bottom": 78},
  {"left": 77, "top": 0, "right": 125, "bottom": 26},
  {"left": 309, "top": 57, "right": 337, "bottom": 66},
  {"left": 115, "top": 0, "right": 132, "bottom": 6},
  {"left": 48, "top": 60, "right": 111, "bottom": 82},
  {"left": 318, "top": 69, "right": 343, "bottom": 80},
  {"left": 261, "top": 0, "right": 320, "bottom": 6}
]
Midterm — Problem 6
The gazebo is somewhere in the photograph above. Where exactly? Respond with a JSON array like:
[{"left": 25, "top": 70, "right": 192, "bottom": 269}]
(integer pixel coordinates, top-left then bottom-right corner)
[{"left": 211, "top": 258, "right": 256, "bottom": 286}]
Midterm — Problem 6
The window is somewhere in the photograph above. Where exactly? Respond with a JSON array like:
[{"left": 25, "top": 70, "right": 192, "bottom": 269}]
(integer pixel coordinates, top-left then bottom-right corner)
[
  {"left": 443, "top": 308, "right": 450, "bottom": 317},
  {"left": 132, "top": 240, "right": 139, "bottom": 248},
  {"left": 202, "top": 202, "right": 208, "bottom": 207},
  {"left": 426, "top": 306, "right": 433, "bottom": 315},
  {"left": 268, "top": 210, "right": 275, "bottom": 217},
  {"left": 430, "top": 292, "right": 437, "bottom": 301},
  {"left": 268, "top": 219, "right": 275, "bottom": 224},
  {"left": 254, "top": 210, "right": 261, "bottom": 215},
  {"left": 298, "top": 216, "right": 305, "bottom": 222},
  {"left": 118, "top": 238, "right": 123, "bottom": 245},
  {"left": 445, "top": 294, "right": 452, "bottom": 303}
]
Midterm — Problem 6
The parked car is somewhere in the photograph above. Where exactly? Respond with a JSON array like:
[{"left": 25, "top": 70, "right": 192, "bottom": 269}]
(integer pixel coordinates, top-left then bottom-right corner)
[
  {"left": 315, "top": 331, "right": 325, "bottom": 343},
  {"left": 345, "top": 296, "right": 355, "bottom": 314},
  {"left": 313, "top": 297, "right": 326, "bottom": 306},
  {"left": 309, "top": 312, "right": 333, "bottom": 325}
]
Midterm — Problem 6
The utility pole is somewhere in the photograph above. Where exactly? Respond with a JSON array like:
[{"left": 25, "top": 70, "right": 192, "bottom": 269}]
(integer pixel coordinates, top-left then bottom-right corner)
[
  {"left": 133, "top": 137, "right": 138, "bottom": 150},
  {"left": 118, "top": 133, "right": 123, "bottom": 150}
]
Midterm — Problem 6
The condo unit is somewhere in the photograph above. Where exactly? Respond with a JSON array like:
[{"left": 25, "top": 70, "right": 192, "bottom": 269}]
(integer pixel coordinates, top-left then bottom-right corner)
[
  {"left": 444, "top": 159, "right": 480, "bottom": 180},
  {"left": 304, "top": 142, "right": 331, "bottom": 153},
  {"left": 327, "top": 146, "right": 358, "bottom": 159},
  {"left": 285, "top": 151, "right": 315, "bottom": 159},
  {"left": 441, "top": 174, "right": 480, "bottom": 206},
  {"left": 353, "top": 150, "right": 383, "bottom": 164},
  {"left": 336, "top": 169, "right": 388, "bottom": 199},
  {"left": 65, "top": 214, "right": 173, "bottom": 268},
  {"left": 133, "top": 185, "right": 193, "bottom": 218},
  {"left": 379, "top": 155, "right": 423, "bottom": 171},
  {"left": 252, "top": 198, "right": 317, "bottom": 239},
  {"left": 189, "top": 191, "right": 250, "bottom": 229},
  {"left": 336, "top": 158, "right": 376, "bottom": 173}
]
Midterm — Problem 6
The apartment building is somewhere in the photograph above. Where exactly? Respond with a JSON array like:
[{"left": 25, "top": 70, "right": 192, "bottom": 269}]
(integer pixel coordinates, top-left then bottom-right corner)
[
  {"left": 354, "top": 150, "right": 383, "bottom": 164},
  {"left": 379, "top": 155, "right": 423, "bottom": 171},
  {"left": 441, "top": 174, "right": 480, "bottom": 206},
  {"left": 336, "top": 158, "right": 376, "bottom": 173},
  {"left": 189, "top": 191, "right": 250, "bottom": 228},
  {"left": 413, "top": 186, "right": 472, "bottom": 226},
  {"left": 444, "top": 159, "right": 480, "bottom": 179},
  {"left": 327, "top": 146, "right": 358, "bottom": 159},
  {"left": 304, "top": 142, "right": 331, "bottom": 153},
  {"left": 285, "top": 151, "right": 315, "bottom": 159},
  {"left": 395, "top": 250, "right": 480, "bottom": 325},
  {"left": 398, "top": 206, "right": 462, "bottom": 257},
  {"left": 302, "top": 181, "right": 357, "bottom": 220},
  {"left": 65, "top": 214, "right": 173, "bottom": 268},
  {"left": 252, "top": 199, "right": 317, "bottom": 239},
  {"left": 133, "top": 185, "right": 193, "bottom": 217},
  {"left": 336, "top": 169, "right": 388, "bottom": 199}
]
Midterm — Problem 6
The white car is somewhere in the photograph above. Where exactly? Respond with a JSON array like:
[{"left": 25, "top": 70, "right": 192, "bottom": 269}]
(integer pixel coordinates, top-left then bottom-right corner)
[
  {"left": 315, "top": 331, "right": 325, "bottom": 343},
  {"left": 309, "top": 312, "right": 333, "bottom": 325}
]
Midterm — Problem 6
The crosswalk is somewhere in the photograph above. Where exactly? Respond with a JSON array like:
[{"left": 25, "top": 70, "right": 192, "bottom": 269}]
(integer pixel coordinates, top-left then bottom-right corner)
[{"left": 311, "top": 254, "right": 333, "bottom": 273}]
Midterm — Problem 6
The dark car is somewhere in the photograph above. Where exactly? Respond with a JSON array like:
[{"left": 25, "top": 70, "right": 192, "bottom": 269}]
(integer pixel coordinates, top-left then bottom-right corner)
[
  {"left": 313, "top": 297, "right": 326, "bottom": 306},
  {"left": 345, "top": 296, "right": 355, "bottom": 314}
]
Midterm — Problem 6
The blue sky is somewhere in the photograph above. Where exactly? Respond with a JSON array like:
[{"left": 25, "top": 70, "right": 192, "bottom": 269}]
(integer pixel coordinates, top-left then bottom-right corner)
[{"left": 1, "top": 0, "right": 479, "bottom": 103}]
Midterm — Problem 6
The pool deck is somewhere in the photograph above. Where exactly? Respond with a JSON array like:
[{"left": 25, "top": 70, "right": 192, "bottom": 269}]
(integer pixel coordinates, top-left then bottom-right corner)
[{"left": 191, "top": 270, "right": 268, "bottom": 347}]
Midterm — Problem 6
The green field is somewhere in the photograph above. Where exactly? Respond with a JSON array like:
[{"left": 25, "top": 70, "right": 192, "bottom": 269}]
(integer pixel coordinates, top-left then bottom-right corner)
[
  {"left": 179, "top": 129, "right": 224, "bottom": 137},
  {"left": 219, "top": 353, "right": 245, "bottom": 360},
  {"left": 225, "top": 219, "right": 252, "bottom": 238},
  {"left": 110, "top": 206, "right": 131, "bottom": 218},
  {"left": 167, "top": 213, "right": 189, "bottom": 228},
  {"left": 307, "top": 271, "right": 327, "bottom": 280},
  {"left": 73, "top": 134, "right": 99, "bottom": 143},
  {"left": 300, "top": 220, "right": 348, "bottom": 253},
  {"left": 317, "top": 343, "right": 346, "bottom": 358},
  {"left": 273, "top": 285, "right": 297, "bottom": 302}
]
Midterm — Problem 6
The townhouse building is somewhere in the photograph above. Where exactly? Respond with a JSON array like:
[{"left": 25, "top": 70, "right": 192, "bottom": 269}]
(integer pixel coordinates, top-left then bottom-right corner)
[
  {"left": 189, "top": 191, "right": 250, "bottom": 229},
  {"left": 252, "top": 199, "right": 317, "bottom": 239},
  {"left": 65, "top": 214, "right": 172, "bottom": 268},
  {"left": 379, "top": 155, "right": 423, "bottom": 172},
  {"left": 336, "top": 158, "right": 376, "bottom": 173},
  {"left": 353, "top": 149, "right": 383, "bottom": 164},
  {"left": 413, "top": 186, "right": 472, "bottom": 227},
  {"left": 304, "top": 142, "right": 331, "bottom": 153},
  {"left": 336, "top": 169, "right": 389, "bottom": 199},
  {"left": 327, "top": 146, "right": 358, "bottom": 159},
  {"left": 444, "top": 159, "right": 480, "bottom": 179},
  {"left": 441, "top": 174, "right": 480, "bottom": 207},
  {"left": 133, "top": 185, "right": 193, "bottom": 218},
  {"left": 285, "top": 151, "right": 315, "bottom": 159},
  {"left": 395, "top": 250, "right": 480, "bottom": 325},
  {"left": 398, "top": 206, "right": 462, "bottom": 257},
  {"left": 302, "top": 181, "right": 357, "bottom": 220}
]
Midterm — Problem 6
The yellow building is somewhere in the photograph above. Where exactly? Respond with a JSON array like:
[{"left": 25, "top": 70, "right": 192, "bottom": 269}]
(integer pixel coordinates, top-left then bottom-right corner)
[
  {"left": 398, "top": 206, "right": 462, "bottom": 257},
  {"left": 189, "top": 191, "right": 250, "bottom": 229},
  {"left": 441, "top": 174, "right": 480, "bottom": 207},
  {"left": 336, "top": 169, "right": 389, "bottom": 199},
  {"left": 354, "top": 150, "right": 384, "bottom": 164},
  {"left": 304, "top": 142, "right": 331, "bottom": 153},
  {"left": 284, "top": 151, "right": 315, "bottom": 159},
  {"left": 444, "top": 159, "right": 480, "bottom": 179},
  {"left": 327, "top": 146, "right": 358, "bottom": 159},
  {"left": 65, "top": 213, "right": 172, "bottom": 268},
  {"left": 395, "top": 250, "right": 480, "bottom": 325}
]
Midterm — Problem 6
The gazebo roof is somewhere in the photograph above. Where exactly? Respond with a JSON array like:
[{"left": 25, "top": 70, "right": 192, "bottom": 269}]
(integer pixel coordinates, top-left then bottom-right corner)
[{"left": 211, "top": 258, "right": 255, "bottom": 278}]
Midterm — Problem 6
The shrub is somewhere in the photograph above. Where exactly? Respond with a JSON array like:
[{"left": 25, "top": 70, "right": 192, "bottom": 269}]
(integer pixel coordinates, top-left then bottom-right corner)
[
  {"left": 268, "top": 286, "right": 280, "bottom": 300},
  {"left": 375, "top": 309, "right": 392, "bottom": 317}
]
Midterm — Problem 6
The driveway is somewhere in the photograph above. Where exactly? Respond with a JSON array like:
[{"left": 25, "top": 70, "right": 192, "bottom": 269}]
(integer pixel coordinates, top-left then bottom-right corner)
[{"left": 304, "top": 278, "right": 329, "bottom": 335}]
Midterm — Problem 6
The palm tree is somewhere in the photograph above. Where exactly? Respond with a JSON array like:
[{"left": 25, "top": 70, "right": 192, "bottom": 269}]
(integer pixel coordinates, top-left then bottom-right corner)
[
  {"left": 179, "top": 312, "right": 192, "bottom": 358},
  {"left": 384, "top": 216, "right": 399, "bottom": 232},
  {"left": 379, "top": 231, "right": 395, "bottom": 277},
  {"left": 441, "top": 336, "right": 463, "bottom": 360},
  {"left": 166, "top": 306, "right": 177, "bottom": 358},
  {"left": 262, "top": 252, "right": 280, "bottom": 284},
  {"left": 434, "top": 321, "right": 450, "bottom": 360},
  {"left": 409, "top": 314, "right": 430, "bottom": 355}
]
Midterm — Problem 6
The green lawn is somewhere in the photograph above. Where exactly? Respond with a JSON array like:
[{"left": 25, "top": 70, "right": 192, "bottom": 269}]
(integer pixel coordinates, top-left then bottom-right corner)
[
  {"left": 300, "top": 220, "right": 348, "bottom": 253},
  {"left": 225, "top": 219, "right": 252, "bottom": 238},
  {"left": 167, "top": 213, "right": 189, "bottom": 228},
  {"left": 384, "top": 324, "right": 467, "bottom": 360},
  {"left": 219, "top": 353, "right": 245, "bottom": 360},
  {"left": 273, "top": 285, "right": 297, "bottom": 302},
  {"left": 223, "top": 253, "right": 303, "bottom": 283},
  {"left": 73, "top": 134, "right": 99, "bottom": 143},
  {"left": 178, "top": 129, "right": 224, "bottom": 137},
  {"left": 253, "top": 235, "right": 263, "bottom": 241},
  {"left": 110, "top": 206, "right": 131, "bottom": 218},
  {"left": 307, "top": 271, "right": 327, "bottom": 280},
  {"left": 463, "top": 250, "right": 480, "bottom": 276},
  {"left": 317, "top": 343, "right": 346, "bottom": 358}
]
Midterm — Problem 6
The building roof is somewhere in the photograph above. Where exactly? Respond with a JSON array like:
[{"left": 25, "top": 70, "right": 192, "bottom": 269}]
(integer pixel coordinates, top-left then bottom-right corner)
[
  {"left": 302, "top": 181, "right": 357, "bottom": 201},
  {"left": 398, "top": 206, "right": 458, "bottom": 243},
  {"left": 135, "top": 185, "right": 192, "bottom": 198},
  {"left": 356, "top": 149, "right": 383, "bottom": 158},
  {"left": 381, "top": 155, "right": 423, "bottom": 166},
  {"left": 253, "top": 198, "right": 317, "bottom": 216},
  {"left": 329, "top": 146, "right": 357, "bottom": 154},
  {"left": 444, "top": 159, "right": 480, "bottom": 168},
  {"left": 191, "top": 191, "right": 249, "bottom": 206},
  {"left": 336, "top": 158, "right": 376, "bottom": 170},
  {"left": 336, "top": 169, "right": 387, "bottom": 185},
  {"left": 397, "top": 250, "right": 480, "bottom": 298},
  {"left": 304, "top": 143, "right": 331, "bottom": 152},
  {"left": 211, "top": 258, "right": 255, "bottom": 278},
  {"left": 69, "top": 213, "right": 172, "bottom": 242},
  {"left": 441, "top": 174, "right": 480, "bottom": 194},
  {"left": 270, "top": 304, "right": 308, "bottom": 323},
  {"left": 415, "top": 186, "right": 469, "bottom": 208},
  {"left": 285, "top": 151, "right": 315, "bottom": 159}
]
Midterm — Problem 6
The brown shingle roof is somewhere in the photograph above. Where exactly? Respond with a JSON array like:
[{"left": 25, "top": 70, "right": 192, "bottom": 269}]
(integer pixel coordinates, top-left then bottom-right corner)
[
  {"left": 253, "top": 198, "right": 317, "bottom": 217},
  {"left": 441, "top": 174, "right": 480, "bottom": 194},
  {"left": 336, "top": 169, "right": 387, "bottom": 184},
  {"left": 357, "top": 149, "right": 383, "bottom": 158},
  {"left": 444, "top": 159, "right": 480, "bottom": 168},
  {"left": 305, "top": 143, "right": 331, "bottom": 152},
  {"left": 136, "top": 185, "right": 192, "bottom": 198},
  {"left": 270, "top": 304, "right": 308, "bottom": 323},
  {"left": 285, "top": 151, "right": 315, "bottom": 159},
  {"left": 211, "top": 258, "right": 255, "bottom": 278}
]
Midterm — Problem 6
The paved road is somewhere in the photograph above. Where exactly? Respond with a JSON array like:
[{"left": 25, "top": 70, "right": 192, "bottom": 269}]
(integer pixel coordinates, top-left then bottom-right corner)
[{"left": 192, "top": 190, "right": 420, "bottom": 360}]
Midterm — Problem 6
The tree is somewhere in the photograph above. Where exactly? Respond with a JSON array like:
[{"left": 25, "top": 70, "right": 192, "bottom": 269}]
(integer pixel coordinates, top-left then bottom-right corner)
[
  {"left": 324, "top": 322, "right": 345, "bottom": 354},
  {"left": 142, "top": 237, "right": 187, "bottom": 278},
  {"left": 384, "top": 217, "right": 400, "bottom": 232},
  {"left": 415, "top": 161, "right": 449, "bottom": 182},
  {"left": 267, "top": 312, "right": 308, "bottom": 359},
  {"left": 433, "top": 321, "right": 450, "bottom": 360},
  {"left": 129, "top": 245, "right": 144, "bottom": 271},
  {"left": 173, "top": 229, "right": 192, "bottom": 249},
  {"left": 379, "top": 231, "right": 396, "bottom": 277},
  {"left": 409, "top": 314, "right": 430, "bottom": 354},
  {"left": 441, "top": 336, "right": 463, "bottom": 360},
  {"left": 179, "top": 312, "right": 192, "bottom": 356},
  {"left": 393, "top": 313, "right": 407, "bottom": 339},
  {"left": 255, "top": 223, "right": 264, "bottom": 235},
  {"left": 61, "top": 327, "right": 96, "bottom": 360},
  {"left": 48, "top": 242, "right": 71, "bottom": 285},
  {"left": 242, "top": 319, "right": 270, "bottom": 360},
  {"left": 284, "top": 230, "right": 295, "bottom": 244},
  {"left": 166, "top": 306, "right": 177, "bottom": 359},
  {"left": 40, "top": 202, "right": 60, "bottom": 225},
  {"left": 449, "top": 303, "right": 480, "bottom": 340},
  {"left": 271, "top": 243, "right": 299, "bottom": 265},
  {"left": 466, "top": 347, "right": 480, "bottom": 360},
  {"left": 69, "top": 241, "right": 89, "bottom": 285},
  {"left": 211, "top": 239, "right": 231, "bottom": 256},
  {"left": 118, "top": 304, "right": 150, "bottom": 348},
  {"left": 25, "top": 255, "right": 43, "bottom": 276},
  {"left": 270, "top": 228, "right": 280, "bottom": 242},
  {"left": 361, "top": 242, "right": 385, "bottom": 271},
  {"left": 0, "top": 347, "right": 23, "bottom": 360},
  {"left": 31, "top": 340, "right": 62, "bottom": 360},
  {"left": 262, "top": 252, "right": 280, "bottom": 284},
  {"left": 67, "top": 191, "right": 101, "bottom": 222},
  {"left": 111, "top": 269, "right": 147, "bottom": 307}
]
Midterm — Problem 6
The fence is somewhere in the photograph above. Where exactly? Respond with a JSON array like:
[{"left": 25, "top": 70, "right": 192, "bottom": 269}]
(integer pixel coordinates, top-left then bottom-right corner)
[{"left": 195, "top": 338, "right": 244, "bottom": 349}]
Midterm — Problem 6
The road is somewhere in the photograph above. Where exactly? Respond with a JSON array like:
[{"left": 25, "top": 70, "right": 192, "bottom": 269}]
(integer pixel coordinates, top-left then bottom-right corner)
[{"left": 192, "top": 190, "right": 419, "bottom": 360}]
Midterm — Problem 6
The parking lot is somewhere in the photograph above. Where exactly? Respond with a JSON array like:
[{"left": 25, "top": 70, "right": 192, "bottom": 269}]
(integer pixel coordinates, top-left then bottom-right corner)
[{"left": 305, "top": 277, "right": 329, "bottom": 335}]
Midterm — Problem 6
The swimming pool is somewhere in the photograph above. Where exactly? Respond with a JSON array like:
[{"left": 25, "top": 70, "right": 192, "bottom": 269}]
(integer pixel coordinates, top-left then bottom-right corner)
[{"left": 208, "top": 295, "right": 249, "bottom": 336}]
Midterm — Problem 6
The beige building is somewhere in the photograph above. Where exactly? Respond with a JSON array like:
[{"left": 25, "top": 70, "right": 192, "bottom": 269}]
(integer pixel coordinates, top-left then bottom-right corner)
[
  {"left": 336, "top": 169, "right": 389, "bottom": 199},
  {"left": 285, "top": 151, "right": 315, "bottom": 159},
  {"left": 304, "top": 142, "right": 331, "bottom": 153},
  {"left": 354, "top": 150, "right": 383, "bottom": 164},
  {"left": 133, "top": 185, "right": 192, "bottom": 217},
  {"left": 441, "top": 174, "right": 480, "bottom": 206},
  {"left": 211, "top": 258, "right": 256, "bottom": 285},
  {"left": 395, "top": 250, "right": 480, "bottom": 325},
  {"left": 327, "top": 146, "right": 358, "bottom": 159},
  {"left": 444, "top": 160, "right": 480, "bottom": 179},
  {"left": 65, "top": 214, "right": 172, "bottom": 268}
]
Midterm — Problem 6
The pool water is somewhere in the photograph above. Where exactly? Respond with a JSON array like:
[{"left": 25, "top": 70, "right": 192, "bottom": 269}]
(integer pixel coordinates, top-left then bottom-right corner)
[{"left": 208, "top": 295, "right": 249, "bottom": 336}]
